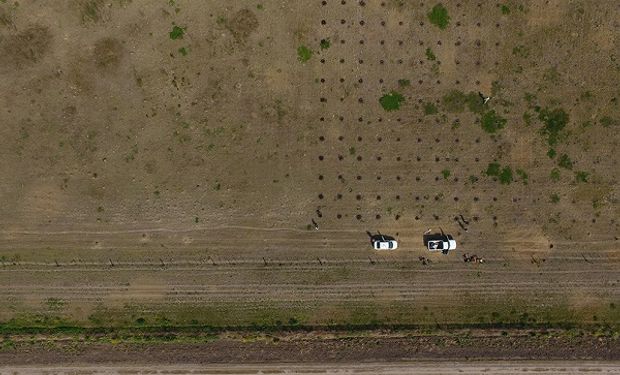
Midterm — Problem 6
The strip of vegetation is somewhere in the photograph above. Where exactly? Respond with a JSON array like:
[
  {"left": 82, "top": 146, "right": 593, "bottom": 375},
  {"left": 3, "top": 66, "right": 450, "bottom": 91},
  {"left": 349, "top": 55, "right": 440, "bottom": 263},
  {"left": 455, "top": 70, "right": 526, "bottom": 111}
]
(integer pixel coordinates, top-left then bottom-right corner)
[{"left": 0, "top": 320, "right": 617, "bottom": 340}]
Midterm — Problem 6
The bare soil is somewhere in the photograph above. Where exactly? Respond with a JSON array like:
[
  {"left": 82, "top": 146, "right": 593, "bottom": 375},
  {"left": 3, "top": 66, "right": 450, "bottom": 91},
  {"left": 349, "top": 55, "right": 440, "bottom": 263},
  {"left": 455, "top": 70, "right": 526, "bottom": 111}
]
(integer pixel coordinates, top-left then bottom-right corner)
[
  {"left": 4, "top": 363, "right": 620, "bottom": 375},
  {"left": 1, "top": 330, "right": 620, "bottom": 365}
]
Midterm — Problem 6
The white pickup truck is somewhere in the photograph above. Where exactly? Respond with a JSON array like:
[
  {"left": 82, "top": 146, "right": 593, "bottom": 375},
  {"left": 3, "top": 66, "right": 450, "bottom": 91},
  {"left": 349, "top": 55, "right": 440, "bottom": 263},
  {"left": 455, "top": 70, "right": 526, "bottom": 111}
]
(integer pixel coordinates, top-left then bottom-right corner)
[{"left": 425, "top": 233, "right": 456, "bottom": 254}]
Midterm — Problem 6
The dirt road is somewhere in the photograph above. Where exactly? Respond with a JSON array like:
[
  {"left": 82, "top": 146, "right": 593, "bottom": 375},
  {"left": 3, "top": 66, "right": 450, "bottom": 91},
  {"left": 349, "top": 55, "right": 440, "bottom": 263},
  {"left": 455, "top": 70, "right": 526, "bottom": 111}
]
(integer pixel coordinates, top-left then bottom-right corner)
[{"left": 3, "top": 363, "right": 620, "bottom": 375}]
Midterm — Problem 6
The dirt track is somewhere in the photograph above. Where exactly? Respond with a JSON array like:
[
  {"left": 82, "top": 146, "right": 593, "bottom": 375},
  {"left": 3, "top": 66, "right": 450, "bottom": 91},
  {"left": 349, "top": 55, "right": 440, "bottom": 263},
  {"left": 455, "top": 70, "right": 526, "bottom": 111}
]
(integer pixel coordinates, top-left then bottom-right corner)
[
  {"left": 3, "top": 363, "right": 620, "bottom": 375},
  {"left": 1, "top": 226, "right": 618, "bottom": 325}
]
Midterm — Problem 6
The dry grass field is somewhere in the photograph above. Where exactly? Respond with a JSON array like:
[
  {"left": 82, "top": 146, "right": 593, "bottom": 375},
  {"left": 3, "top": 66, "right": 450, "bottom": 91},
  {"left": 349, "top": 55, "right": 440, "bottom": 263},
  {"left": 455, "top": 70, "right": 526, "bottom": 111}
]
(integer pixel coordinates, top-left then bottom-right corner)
[{"left": 0, "top": 0, "right": 619, "bottom": 354}]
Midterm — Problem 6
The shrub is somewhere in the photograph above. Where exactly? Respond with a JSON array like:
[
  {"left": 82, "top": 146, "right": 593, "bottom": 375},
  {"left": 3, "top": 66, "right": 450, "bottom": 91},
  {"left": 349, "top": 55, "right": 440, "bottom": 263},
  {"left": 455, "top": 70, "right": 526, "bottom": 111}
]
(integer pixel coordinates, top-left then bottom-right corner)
[
  {"left": 575, "top": 171, "right": 589, "bottom": 183},
  {"left": 557, "top": 154, "right": 573, "bottom": 170},
  {"left": 428, "top": 4, "right": 450, "bottom": 29},
  {"left": 550, "top": 168, "right": 560, "bottom": 181},
  {"left": 498, "top": 166, "right": 513, "bottom": 184},
  {"left": 379, "top": 91, "right": 404, "bottom": 111},
  {"left": 319, "top": 38, "right": 330, "bottom": 49},
  {"left": 485, "top": 162, "right": 501, "bottom": 177},
  {"left": 538, "top": 107, "right": 569, "bottom": 145},
  {"left": 547, "top": 148, "right": 556, "bottom": 159},
  {"left": 481, "top": 110, "right": 507, "bottom": 133}
]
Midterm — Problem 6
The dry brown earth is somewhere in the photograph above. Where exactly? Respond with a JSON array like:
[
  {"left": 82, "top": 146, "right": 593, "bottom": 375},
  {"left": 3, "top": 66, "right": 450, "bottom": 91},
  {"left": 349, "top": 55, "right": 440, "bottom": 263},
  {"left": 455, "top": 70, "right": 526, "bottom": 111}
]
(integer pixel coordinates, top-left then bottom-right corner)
[{"left": 0, "top": 0, "right": 618, "bottom": 339}]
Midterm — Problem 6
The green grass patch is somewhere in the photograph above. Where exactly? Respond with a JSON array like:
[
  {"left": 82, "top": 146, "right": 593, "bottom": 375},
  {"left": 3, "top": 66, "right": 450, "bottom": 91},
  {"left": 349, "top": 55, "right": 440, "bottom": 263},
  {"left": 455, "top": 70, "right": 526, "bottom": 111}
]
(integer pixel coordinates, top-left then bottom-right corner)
[
  {"left": 600, "top": 116, "right": 617, "bottom": 127},
  {"left": 547, "top": 148, "right": 556, "bottom": 159},
  {"left": 557, "top": 154, "right": 573, "bottom": 170},
  {"left": 538, "top": 107, "right": 569, "bottom": 145},
  {"left": 486, "top": 163, "right": 513, "bottom": 184},
  {"left": 498, "top": 166, "right": 513, "bottom": 184},
  {"left": 486, "top": 162, "right": 501, "bottom": 177},
  {"left": 424, "top": 102, "right": 438, "bottom": 115},
  {"left": 169, "top": 25, "right": 185, "bottom": 40},
  {"left": 349, "top": 146, "right": 356, "bottom": 155},
  {"left": 379, "top": 91, "right": 404, "bottom": 111},
  {"left": 524, "top": 92, "right": 537, "bottom": 107},
  {"left": 178, "top": 46, "right": 188, "bottom": 56},
  {"left": 550, "top": 193, "right": 560, "bottom": 203},
  {"left": 297, "top": 45, "right": 312, "bottom": 62},
  {"left": 550, "top": 168, "right": 561, "bottom": 182},
  {"left": 425, "top": 47, "right": 436, "bottom": 61},
  {"left": 481, "top": 110, "right": 507, "bottom": 133},
  {"left": 45, "top": 298, "right": 66, "bottom": 310},
  {"left": 442, "top": 90, "right": 483, "bottom": 114},
  {"left": 512, "top": 45, "right": 529, "bottom": 58},
  {"left": 319, "top": 38, "right": 330, "bottom": 50},
  {"left": 500, "top": 4, "right": 510, "bottom": 14},
  {"left": 575, "top": 171, "right": 589, "bottom": 183},
  {"left": 516, "top": 168, "right": 528, "bottom": 184},
  {"left": 441, "top": 169, "right": 451, "bottom": 179},
  {"left": 427, "top": 3, "right": 450, "bottom": 29}
]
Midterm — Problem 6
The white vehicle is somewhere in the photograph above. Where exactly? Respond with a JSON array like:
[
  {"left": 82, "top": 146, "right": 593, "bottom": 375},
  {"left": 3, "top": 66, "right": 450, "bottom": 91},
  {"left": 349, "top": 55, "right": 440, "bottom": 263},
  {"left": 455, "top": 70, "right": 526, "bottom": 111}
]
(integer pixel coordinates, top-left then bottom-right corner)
[
  {"left": 371, "top": 235, "right": 398, "bottom": 250},
  {"left": 426, "top": 234, "right": 456, "bottom": 253}
]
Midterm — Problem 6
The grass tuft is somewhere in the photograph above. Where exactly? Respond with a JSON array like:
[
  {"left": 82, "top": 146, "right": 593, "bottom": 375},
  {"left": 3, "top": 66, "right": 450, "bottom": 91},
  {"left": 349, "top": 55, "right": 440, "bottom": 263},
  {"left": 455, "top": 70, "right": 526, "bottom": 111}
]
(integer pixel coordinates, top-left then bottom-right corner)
[
  {"left": 169, "top": 25, "right": 185, "bottom": 40},
  {"left": 425, "top": 47, "right": 436, "bottom": 61},
  {"left": 297, "top": 45, "right": 312, "bottom": 62}
]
